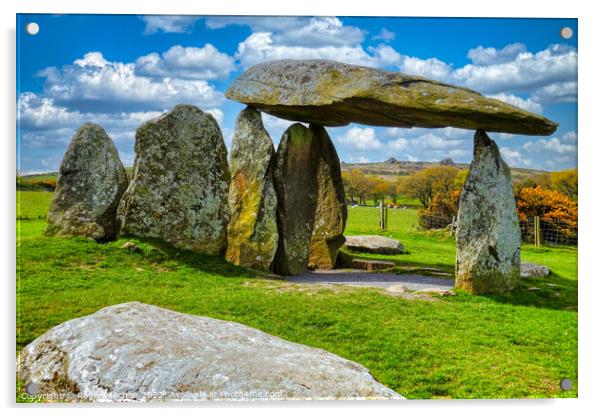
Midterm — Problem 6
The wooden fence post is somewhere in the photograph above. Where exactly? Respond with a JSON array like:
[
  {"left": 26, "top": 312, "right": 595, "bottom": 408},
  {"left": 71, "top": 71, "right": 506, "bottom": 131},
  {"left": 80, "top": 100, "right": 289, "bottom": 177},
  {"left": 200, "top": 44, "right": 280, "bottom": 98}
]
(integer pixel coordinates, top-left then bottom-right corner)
[
  {"left": 534, "top": 215, "right": 541, "bottom": 247},
  {"left": 379, "top": 200, "right": 385, "bottom": 230},
  {"left": 385, "top": 204, "right": 388, "bottom": 230}
]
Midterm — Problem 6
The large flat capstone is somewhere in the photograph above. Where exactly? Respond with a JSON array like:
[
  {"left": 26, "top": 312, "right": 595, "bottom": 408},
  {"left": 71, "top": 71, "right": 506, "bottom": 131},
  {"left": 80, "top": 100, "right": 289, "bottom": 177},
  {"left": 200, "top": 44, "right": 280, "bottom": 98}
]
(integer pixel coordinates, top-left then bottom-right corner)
[
  {"left": 225, "top": 60, "right": 557, "bottom": 136},
  {"left": 455, "top": 130, "right": 522, "bottom": 294},
  {"left": 117, "top": 105, "right": 230, "bottom": 255},
  {"left": 17, "top": 302, "right": 402, "bottom": 401},
  {"left": 46, "top": 123, "right": 128, "bottom": 241}
]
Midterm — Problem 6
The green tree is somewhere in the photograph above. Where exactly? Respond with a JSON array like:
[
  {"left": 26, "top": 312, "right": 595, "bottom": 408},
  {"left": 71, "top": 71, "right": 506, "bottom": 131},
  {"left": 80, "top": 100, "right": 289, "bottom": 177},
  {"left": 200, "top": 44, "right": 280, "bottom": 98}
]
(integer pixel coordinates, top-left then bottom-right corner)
[
  {"left": 550, "top": 169, "right": 578, "bottom": 200},
  {"left": 397, "top": 166, "right": 459, "bottom": 207}
]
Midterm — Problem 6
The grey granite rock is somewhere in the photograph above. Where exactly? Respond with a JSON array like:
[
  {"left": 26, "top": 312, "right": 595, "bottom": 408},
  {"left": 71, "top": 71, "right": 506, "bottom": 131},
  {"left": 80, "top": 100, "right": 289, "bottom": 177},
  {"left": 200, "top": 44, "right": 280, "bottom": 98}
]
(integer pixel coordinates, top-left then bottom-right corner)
[
  {"left": 455, "top": 130, "right": 522, "bottom": 294},
  {"left": 46, "top": 123, "right": 128, "bottom": 241},
  {"left": 17, "top": 302, "right": 403, "bottom": 402},
  {"left": 272, "top": 123, "right": 320, "bottom": 275},
  {"left": 344, "top": 235, "right": 404, "bottom": 254},
  {"left": 117, "top": 105, "right": 230, "bottom": 255},
  {"left": 226, "top": 107, "right": 278, "bottom": 270},
  {"left": 308, "top": 125, "right": 347, "bottom": 270},
  {"left": 225, "top": 59, "right": 557, "bottom": 135}
]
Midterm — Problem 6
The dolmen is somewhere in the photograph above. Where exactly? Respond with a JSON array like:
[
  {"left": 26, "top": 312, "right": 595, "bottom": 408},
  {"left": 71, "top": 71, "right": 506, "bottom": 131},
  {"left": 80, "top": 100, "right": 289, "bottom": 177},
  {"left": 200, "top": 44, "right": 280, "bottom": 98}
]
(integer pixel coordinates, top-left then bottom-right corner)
[
  {"left": 46, "top": 58, "right": 558, "bottom": 293},
  {"left": 226, "top": 59, "right": 557, "bottom": 292}
]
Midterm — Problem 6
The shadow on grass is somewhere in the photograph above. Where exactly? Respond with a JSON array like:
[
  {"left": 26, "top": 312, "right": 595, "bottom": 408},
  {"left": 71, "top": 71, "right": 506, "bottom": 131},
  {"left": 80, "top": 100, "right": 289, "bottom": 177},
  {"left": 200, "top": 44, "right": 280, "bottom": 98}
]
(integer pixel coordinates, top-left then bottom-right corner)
[
  {"left": 480, "top": 272, "right": 577, "bottom": 311},
  {"left": 116, "top": 236, "right": 578, "bottom": 312},
  {"left": 117, "top": 235, "right": 264, "bottom": 280}
]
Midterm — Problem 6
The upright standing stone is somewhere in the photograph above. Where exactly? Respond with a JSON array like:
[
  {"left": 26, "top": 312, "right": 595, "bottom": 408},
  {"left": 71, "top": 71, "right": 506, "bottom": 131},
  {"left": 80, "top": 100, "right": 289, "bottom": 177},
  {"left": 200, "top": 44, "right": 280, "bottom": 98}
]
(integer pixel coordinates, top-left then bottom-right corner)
[
  {"left": 226, "top": 107, "right": 278, "bottom": 270},
  {"left": 46, "top": 123, "right": 128, "bottom": 241},
  {"left": 455, "top": 130, "right": 521, "bottom": 294},
  {"left": 117, "top": 105, "right": 230, "bottom": 255},
  {"left": 308, "top": 125, "right": 347, "bottom": 270},
  {"left": 272, "top": 124, "right": 320, "bottom": 275}
]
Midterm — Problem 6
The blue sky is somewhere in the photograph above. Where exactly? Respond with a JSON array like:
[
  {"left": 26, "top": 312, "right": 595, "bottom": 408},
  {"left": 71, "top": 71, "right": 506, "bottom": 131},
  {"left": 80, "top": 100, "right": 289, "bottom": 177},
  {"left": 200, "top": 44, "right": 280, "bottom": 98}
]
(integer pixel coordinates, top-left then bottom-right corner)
[{"left": 17, "top": 14, "right": 577, "bottom": 173}]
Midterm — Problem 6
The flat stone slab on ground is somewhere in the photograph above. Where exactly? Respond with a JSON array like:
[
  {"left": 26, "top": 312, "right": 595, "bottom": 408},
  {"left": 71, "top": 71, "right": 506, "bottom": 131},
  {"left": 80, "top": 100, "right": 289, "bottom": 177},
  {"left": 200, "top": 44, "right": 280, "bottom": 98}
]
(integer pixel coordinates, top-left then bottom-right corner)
[
  {"left": 520, "top": 262, "right": 550, "bottom": 278},
  {"left": 18, "top": 302, "right": 402, "bottom": 402},
  {"left": 344, "top": 235, "right": 404, "bottom": 254},
  {"left": 351, "top": 259, "right": 396, "bottom": 271},
  {"left": 289, "top": 270, "right": 453, "bottom": 293}
]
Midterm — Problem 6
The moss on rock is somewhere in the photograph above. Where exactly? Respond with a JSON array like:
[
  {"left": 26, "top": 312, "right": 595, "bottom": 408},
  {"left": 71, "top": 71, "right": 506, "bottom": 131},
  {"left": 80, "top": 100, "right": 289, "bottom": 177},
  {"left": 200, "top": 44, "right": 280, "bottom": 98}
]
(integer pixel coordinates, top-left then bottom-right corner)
[
  {"left": 226, "top": 107, "right": 278, "bottom": 270},
  {"left": 308, "top": 125, "right": 347, "bottom": 270}
]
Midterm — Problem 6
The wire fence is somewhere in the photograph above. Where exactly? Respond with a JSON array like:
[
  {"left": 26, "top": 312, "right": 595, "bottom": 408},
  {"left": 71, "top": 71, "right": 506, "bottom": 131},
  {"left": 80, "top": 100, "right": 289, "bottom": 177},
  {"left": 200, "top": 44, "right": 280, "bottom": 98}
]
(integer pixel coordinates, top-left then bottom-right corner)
[
  {"left": 418, "top": 213, "right": 578, "bottom": 246},
  {"left": 418, "top": 213, "right": 455, "bottom": 230},
  {"left": 519, "top": 216, "right": 578, "bottom": 246}
]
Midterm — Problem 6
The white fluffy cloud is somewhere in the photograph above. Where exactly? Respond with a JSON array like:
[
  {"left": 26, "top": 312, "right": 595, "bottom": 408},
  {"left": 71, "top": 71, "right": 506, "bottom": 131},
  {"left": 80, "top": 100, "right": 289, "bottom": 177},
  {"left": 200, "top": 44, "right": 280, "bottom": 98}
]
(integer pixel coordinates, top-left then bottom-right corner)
[
  {"left": 18, "top": 92, "right": 81, "bottom": 130},
  {"left": 372, "top": 28, "right": 396, "bottom": 42},
  {"left": 274, "top": 17, "right": 365, "bottom": 47},
  {"left": 500, "top": 147, "right": 532, "bottom": 167},
  {"left": 487, "top": 93, "right": 543, "bottom": 113},
  {"left": 467, "top": 43, "right": 527, "bottom": 65},
  {"left": 38, "top": 52, "right": 224, "bottom": 112},
  {"left": 135, "top": 44, "right": 235, "bottom": 80},
  {"left": 236, "top": 32, "right": 374, "bottom": 69},
  {"left": 501, "top": 130, "right": 578, "bottom": 170},
  {"left": 451, "top": 44, "right": 577, "bottom": 94},
  {"left": 530, "top": 81, "right": 577, "bottom": 104},
  {"left": 387, "top": 137, "right": 409, "bottom": 152},
  {"left": 207, "top": 16, "right": 364, "bottom": 47},
  {"left": 141, "top": 16, "right": 200, "bottom": 34},
  {"left": 337, "top": 127, "right": 383, "bottom": 150},
  {"left": 523, "top": 131, "right": 577, "bottom": 155}
]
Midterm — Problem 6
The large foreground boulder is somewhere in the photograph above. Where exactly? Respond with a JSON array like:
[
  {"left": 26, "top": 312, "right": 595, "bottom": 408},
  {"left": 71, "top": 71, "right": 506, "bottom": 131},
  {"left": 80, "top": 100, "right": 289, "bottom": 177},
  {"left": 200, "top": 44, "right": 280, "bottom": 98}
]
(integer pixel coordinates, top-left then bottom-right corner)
[
  {"left": 455, "top": 130, "right": 522, "bottom": 294},
  {"left": 226, "top": 107, "right": 278, "bottom": 270},
  {"left": 308, "top": 125, "right": 347, "bottom": 270},
  {"left": 272, "top": 124, "right": 320, "bottom": 275},
  {"left": 117, "top": 105, "right": 230, "bottom": 255},
  {"left": 17, "top": 302, "right": 402, "bottom": 401},
  {"left": 226, "top": 60, "right": 557, "bottom": 136},
  {"left": 46, "top": 123, "right": 128, "bottom": 241},
  {"left": 344, "top": 235, "right": 404, "bottom": 254}
]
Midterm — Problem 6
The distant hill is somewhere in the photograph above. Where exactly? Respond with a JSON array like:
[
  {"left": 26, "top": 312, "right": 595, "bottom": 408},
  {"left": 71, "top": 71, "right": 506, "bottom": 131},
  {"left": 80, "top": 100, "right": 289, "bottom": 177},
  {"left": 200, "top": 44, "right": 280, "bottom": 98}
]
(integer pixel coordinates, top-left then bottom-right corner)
[
  {"left": 340, "top": 159, "right": 546, "bottom": 183},
  {"left": 19, "top": 161, "right": 545, "bottom": 185}
]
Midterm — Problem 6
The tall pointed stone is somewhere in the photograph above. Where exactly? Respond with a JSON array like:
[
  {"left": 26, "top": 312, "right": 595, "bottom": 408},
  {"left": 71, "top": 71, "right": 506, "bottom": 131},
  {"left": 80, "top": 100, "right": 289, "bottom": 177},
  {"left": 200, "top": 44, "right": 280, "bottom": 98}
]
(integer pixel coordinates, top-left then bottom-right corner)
[
  {"left": 272, "top": 124, "right": 320, "bottom": 275},
  {"left": 455, "top": 130, "right": 521, "bottom": 294},
  {"left": 46, "top": 123, "right": 128, "bottom": 241},
  {"left": 117, "top": 105, "right": 230, "bottom": 255},
  {"left": 308, "top": 125, "right": 347, "bottom": 270},
  {"left": 226, "top": 107, "right": 278, "bottom": 270}
]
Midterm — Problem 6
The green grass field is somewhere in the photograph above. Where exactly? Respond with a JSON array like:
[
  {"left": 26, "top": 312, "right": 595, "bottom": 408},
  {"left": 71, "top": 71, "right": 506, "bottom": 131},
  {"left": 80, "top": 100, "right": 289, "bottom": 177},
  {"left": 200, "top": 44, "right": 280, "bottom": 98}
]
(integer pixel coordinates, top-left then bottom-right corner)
[{"left": 16, "top": 191, "right": 578, "bottom": 399}]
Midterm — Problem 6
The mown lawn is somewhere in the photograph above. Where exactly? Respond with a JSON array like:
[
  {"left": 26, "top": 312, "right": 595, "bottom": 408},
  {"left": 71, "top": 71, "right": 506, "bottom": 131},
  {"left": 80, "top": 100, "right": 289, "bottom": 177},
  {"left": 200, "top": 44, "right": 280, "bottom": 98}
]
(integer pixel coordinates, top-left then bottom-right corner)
[{"left": 16, "top": 191, "right": 577, "bottom": 399}]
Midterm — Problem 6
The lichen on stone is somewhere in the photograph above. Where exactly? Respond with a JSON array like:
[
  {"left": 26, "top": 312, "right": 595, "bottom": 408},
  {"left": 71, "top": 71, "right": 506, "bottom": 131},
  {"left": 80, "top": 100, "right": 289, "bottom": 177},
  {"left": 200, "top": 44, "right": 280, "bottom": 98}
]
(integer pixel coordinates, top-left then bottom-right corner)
[
  {"left": 307, "top": 125, "right": 347, "bottom": 270},
  {"left": 46, "top": 123, "right": 128, "bottom": 241},
  {"left": 455, "top": 130, "right": 522, "bottom": 294},
  {"left": 117, "top": 105, "right": 230, "bottom": 255},
  {"left": 272, "top": 123, "right": 321, "bottom": 275},
  {"left": 226, "top": 106, "right": 278, "bottom": 270},
  {"left": 225, "top": 59, "right": 558, "bottom": 136}
]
